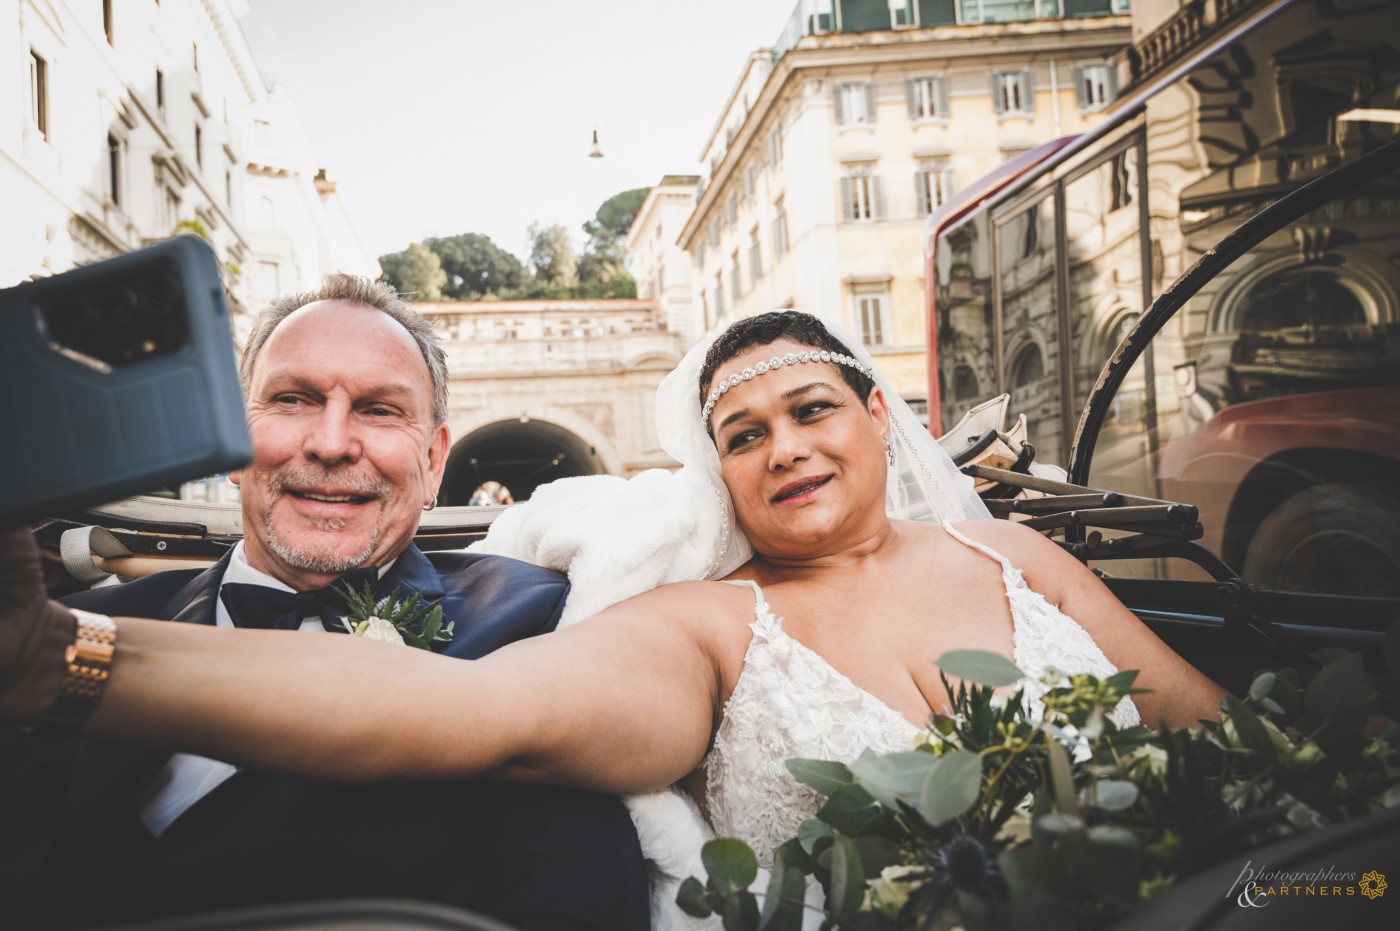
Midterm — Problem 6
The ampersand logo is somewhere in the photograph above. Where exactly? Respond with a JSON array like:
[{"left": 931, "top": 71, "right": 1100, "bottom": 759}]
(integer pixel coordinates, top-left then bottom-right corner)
[{"left": 1237, "top": 883, "right": 1271, "bottom": 908}]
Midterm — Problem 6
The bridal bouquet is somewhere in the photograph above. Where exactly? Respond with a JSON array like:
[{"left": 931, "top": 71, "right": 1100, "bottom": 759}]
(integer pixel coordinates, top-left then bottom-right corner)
[{"left": 682, "top": 639, "right": 1399, "bottom": 930}]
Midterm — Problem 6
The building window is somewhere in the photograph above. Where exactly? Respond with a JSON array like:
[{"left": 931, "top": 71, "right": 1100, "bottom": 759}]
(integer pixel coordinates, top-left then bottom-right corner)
[
  {"left": 713, "top": 275, "right": 725, "bottom": 319},
  {"left": 194, "top": 123, "right": 203, "bottom": 169},
  {"left": 106, "top": 133, "right": 124, "bottom": 206},
  {"left": 258, "top": 261, "right": 280, "bottom": 298},
  {"left": 192, "top": 41, "right": 199, "bottom": 73},
  {"left": 833, "top": 82, "right": 877, "bottom": 126},
  {"left": 1074, "top": 63, "right": 1116, "bottom": 111},
  {"left": 29, "top": 51, "right": 48, "bottom": 139},
  {"left": 709, "top": 217, "right": 721, "bottom": 249},
  {"left": 961, "top": 0, "right": 1063, "bottom": 21},
  {"left": 749, "top": 231, "right": 763, "bottom": 287},
  {"left": 743, "top": 163, "right": 759, "bottom": 201},
  {"left": 725, "top": 192, "right": 738, "bottom": 228},
  {"left": 907, "top": 76, "right": 949, "bottom": 122},
  {"left": 257, "top": 195, "right": 275, "bottom": 229},
  {"left": 253, "top": 118, "right": 270, "bottom": 147},
  {"left": 225, "top": 168, "right": 233, "bottom": 206},
  {"left": 103, "top": 0, "right": 115, "bottom": 44},
  {"left": 1009, "top": 342, "right": 1045, "bottom": 390},
  {"left": 840, "top": 164, "right": 882, "bottom": 222},
  {"left": 916, "top": 162, "right": 956, "bottom": 216},
  {"left": 696, "top": 241, "right": 706, "bottom": 271},
  {"left": 773, "top": 200, "right": 789, "bottom": 259},
  {"left": 155, "top": 68, "right": 165, "bottom": 119},
  {"left": 159, "top": 184, "right": 180, "bottom": 230},
  {"left": 768, "top": 125, "right": 783, "bottom": 166},
  {"left": 730, "top": 253, "right": 742, "bottom": 301},
  {"left": 993, "top": 70, "right": 1035, "bottom": 116},
  {"left": 853, "top": 285, "right": 891, "bottom": 347}
]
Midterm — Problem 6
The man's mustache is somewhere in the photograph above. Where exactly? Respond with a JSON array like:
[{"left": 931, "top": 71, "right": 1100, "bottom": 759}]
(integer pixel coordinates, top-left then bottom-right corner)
[{"left": 270, "top": 467, "right": 391, "bottom": 500}]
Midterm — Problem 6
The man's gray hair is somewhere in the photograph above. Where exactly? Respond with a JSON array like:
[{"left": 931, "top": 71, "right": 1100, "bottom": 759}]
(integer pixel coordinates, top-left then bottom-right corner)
[{"left": 239, "top": 274, "right": 448, "bottom": 426}]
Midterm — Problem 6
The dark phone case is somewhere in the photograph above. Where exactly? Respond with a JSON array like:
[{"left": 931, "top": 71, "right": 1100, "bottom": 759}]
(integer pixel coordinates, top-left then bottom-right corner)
[{"left": 0, "top": 237, "right": 252, "bottom": 528}]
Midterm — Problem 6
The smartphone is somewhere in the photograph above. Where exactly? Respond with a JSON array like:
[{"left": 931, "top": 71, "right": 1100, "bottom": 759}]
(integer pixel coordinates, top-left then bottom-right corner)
[{"left": 0, "top": 237, "right": 252, "bottom": 528}]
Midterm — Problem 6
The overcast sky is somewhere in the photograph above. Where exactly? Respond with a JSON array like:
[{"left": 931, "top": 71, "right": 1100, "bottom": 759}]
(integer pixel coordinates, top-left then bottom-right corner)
[{"left": 241, "top": 0, "right": 800, "bottom": 263}]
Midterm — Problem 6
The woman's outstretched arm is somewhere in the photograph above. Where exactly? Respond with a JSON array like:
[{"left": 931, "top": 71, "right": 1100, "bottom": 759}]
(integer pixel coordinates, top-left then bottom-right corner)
[{"left": 1, "top": 530, "right": 722, "bottom": 795}]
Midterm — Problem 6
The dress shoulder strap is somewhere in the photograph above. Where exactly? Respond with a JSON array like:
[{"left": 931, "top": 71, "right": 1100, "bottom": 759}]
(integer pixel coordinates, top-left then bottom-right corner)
[
  {"left": 941, "top": 520, "right": 1024, "bottom": 587},
  {"left": 721, "top": 578, "right": 769, "bottom": 622}
]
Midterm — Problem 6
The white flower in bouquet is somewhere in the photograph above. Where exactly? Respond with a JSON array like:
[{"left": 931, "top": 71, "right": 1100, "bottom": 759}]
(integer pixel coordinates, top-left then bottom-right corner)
[{"left": 354, "top": 616, "right": 405, "bottom": 645}]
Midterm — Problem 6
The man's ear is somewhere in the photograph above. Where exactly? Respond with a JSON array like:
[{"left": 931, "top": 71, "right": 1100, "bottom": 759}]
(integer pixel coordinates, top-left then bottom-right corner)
[
  {"left": 425, "top": 423, "right": 450, "bottom": 496},
  {"left": 228, "top": 469, "right": 242, "bottom": 487}
]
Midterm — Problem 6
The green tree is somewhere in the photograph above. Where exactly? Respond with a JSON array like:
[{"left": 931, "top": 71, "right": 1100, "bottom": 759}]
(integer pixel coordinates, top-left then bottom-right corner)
[
  {"left": 526, "top": 222, "right": 578, "bottom": 288},
  {"left": 379, "top": 242, "right": 447, "bottom": 301},
  {"left": 424, "top": 233, "right": 525, "bottom": 299},
  {"left": 578, "top": 187, "right": 649, "bottom": 285}
]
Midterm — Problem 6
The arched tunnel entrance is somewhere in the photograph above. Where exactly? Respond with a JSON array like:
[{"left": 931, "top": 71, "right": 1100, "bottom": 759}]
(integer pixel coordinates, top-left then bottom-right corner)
[{"left": 441, "top": 419, "right": 607, "bottom": 506}]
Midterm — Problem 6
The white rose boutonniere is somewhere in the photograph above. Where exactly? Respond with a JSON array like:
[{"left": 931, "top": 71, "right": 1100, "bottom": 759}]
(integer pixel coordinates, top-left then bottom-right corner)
[
  {"left": 352, "top": 616, "right": 406, "bottom": 645},
  {"left": 334, "top": 581, "right": 454, "bottom": 651}
]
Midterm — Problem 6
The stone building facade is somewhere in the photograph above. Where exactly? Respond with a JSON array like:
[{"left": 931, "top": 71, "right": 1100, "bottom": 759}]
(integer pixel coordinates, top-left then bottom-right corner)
[
  {"left": 415, "top": 299, "right": 685, "bottom": 504},
  {"left": 0, "top": 0, "right": 377, "bottom": 345},
  {"left": 675, "top": 0, "right": 1132, "bottom": 411}
]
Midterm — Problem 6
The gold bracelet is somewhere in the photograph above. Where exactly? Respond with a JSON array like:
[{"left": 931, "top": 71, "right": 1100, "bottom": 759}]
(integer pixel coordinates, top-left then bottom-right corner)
[{"left": 48, "top": 608, "right": 117, "bottom": 726}]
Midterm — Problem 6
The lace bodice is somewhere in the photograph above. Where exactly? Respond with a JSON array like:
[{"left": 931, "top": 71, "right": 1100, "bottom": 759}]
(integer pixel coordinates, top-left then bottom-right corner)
[{"left": 702, "top": 521, "right": 1139, "bottom": 864}]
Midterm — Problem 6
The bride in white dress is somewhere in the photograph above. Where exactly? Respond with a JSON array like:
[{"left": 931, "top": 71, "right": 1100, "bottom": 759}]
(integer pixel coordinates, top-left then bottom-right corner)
[{"left": 0, "top": 311, "right": 1223, "bottom": 927}]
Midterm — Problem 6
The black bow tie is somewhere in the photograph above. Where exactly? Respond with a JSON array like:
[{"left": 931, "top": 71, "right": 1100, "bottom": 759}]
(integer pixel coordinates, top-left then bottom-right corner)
[{"left": 219, "top": 567, "right": 379, "bottom": 633}]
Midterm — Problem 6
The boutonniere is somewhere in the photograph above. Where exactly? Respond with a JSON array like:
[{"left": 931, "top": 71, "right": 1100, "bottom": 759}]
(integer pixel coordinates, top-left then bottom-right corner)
[{"left": 334, "top": 580, "right": 454, "bottom": 651}]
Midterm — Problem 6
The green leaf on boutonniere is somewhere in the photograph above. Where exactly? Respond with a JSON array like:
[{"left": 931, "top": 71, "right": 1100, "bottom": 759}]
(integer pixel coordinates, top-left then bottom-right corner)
[
  {"left": 701, "top": 838, "right": 758, "bottom": 897},
  {"left": 335, "top": 581, "right": 454, "bottom": 652},
  {"left": 918, "top": 749, "right": 983, "bottom": 826}
]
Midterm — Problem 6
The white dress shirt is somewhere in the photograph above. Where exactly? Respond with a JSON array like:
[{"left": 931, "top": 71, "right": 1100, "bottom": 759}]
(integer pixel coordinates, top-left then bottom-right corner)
[{"left": 139, "top": 542, "right": 392, "bottom": 836}]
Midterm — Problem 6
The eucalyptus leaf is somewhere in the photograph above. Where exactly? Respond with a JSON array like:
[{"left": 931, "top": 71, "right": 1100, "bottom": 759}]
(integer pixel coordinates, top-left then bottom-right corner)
[
  {"left": 787, "top": 759, "right": 854, "bottom": 797},
  {"left": 1248, "top": 671, "right": 1277, "bottom": 703},
  {"left": 918, "top": 749, "right": 983, "bottom": 826},
  {"left": 721, "top": 891, "right": 760, "bottom": 931},
  {"left": 703, "top": 839, "right": 759, "bottom": 897},
  {"left": 1223, "top": 695, "right": 1278, "bottom": 766},
  {"left": 853, "top": 835, "right": 902, "bottom": 877},
  {"left": 1083, "top": 779, "right": 1138, "bottom": 811},
  {"left": 826, "top": 835, "right": 866, "bottom": 920},
  {"left": 759, "top": 858, "right": 807, "bottom": 931},
  {"left": 676, "top": 877, "right": 713, "bottom": 918},
  {"left": 816, "top": 784, "right": 882, "bottom": 836},
  {"left": 798, "top": 819, "right": 834, "bottom": 855},
  {"left": 1298, "top": 651, "right": 1372, "bottom": 737},
  {"left": 1045, "top": 739, "right": 1080, "bottom": 817},
  {"left": 938, "top": 649, "right": 1025, "bottom": 687},
  {"left": 850, "top": 752, "right": 938, "bottom": 811},
  {"left": 1035, "top": 811, "right": 1083, "bottom": 834}
]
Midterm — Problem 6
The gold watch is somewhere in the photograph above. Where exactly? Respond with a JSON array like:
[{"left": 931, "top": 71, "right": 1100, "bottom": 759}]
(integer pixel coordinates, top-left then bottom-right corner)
[{"left": 49, "top": 608, "right": 117, "bottom": 725}]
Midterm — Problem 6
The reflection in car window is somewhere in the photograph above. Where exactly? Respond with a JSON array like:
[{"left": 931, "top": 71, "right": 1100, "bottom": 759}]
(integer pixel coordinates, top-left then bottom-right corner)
[{"left": 1089, "top": 164, "right": 1400, "bottom": 597}]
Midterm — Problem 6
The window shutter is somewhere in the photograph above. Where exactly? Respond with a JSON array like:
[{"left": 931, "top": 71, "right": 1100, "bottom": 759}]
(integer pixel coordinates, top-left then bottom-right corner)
[
  {"left": 864, "top": 82, "right": 878, "bottom": 123},
  {"left": 1020, "top": 70, "right": 1035, "bottom": 114},
  {"left": 832, "top": 85, "right": 845, "bottom": 124},
  {"left": 871, "top": 175, "right": 884, "bottom": 219},
  {"left": 936, "top": 77, "right": 950, "bottom": 120},
  {"left": 907, "top": 79, "right": 919, "bottom": 119},
  {"left": 840, "top": 177, "right": 854, "bottom": 221},
  {"left": 992, "top": 74, "right": 1006, "bottom": 114},
  {"left": 943, "top": 166, "right": 958, "bottom": 201},
  {"left": 1105, "top": 65, "right": 1119, "bottom": 103},
  {"left": 915, "top": 170, "right": 929, "bottom": 217},
  {"left": 1072, "top": 66, "right": 1086, "bottom": 108}
]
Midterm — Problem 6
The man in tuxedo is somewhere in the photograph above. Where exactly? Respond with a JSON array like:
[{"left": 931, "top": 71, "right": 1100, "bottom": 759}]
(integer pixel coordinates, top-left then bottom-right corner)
[{"left": 0, "top": 276, "right": 649, "bottom": 930}]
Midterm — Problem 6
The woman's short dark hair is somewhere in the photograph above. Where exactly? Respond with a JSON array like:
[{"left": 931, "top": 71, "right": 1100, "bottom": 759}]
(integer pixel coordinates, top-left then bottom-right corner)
[{"left": 698, "top": 311, "right": 875, "bottom": 413}]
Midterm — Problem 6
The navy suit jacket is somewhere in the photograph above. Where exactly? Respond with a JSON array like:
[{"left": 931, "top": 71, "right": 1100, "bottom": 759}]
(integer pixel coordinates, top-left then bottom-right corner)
[{"left": 0, "top": 545, "right": 649, "bottom": 931}]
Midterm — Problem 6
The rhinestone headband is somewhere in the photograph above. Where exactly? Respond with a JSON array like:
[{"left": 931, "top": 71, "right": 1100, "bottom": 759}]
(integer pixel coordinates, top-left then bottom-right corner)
[{"left": 701, "top": 349, "right": 873, "bottom": 424}]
